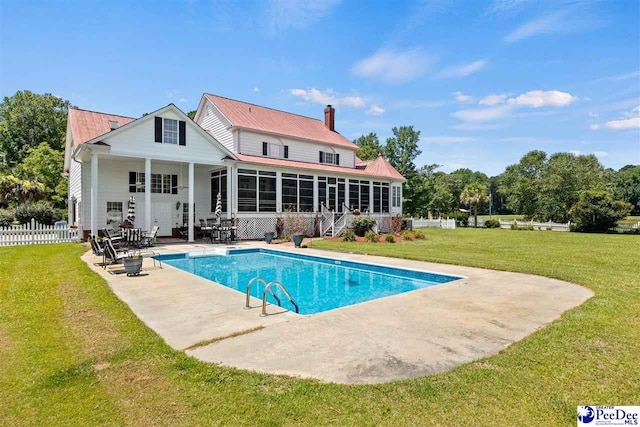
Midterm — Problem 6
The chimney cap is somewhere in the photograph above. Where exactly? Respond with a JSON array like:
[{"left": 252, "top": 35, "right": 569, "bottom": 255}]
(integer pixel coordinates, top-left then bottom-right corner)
[{"left": 326, "top": 104, "right": 333, "bottom": 108}]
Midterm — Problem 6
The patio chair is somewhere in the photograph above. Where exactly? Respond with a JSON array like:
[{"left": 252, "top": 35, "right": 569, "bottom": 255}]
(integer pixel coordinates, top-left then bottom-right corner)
[
  {"left": 89, "top": 234, "right": 107, "bottom": 266},
  {"left": 142, "top": 225, "right": 160, "bottom": 247},
  {"left": 103, "top": 237, "right": 129, "bottom": 267}
]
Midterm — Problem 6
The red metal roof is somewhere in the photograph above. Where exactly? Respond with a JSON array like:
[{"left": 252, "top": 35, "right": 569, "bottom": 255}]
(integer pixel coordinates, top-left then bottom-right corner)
[
  {"left": 234, "top": 153, "right": 405, "bottom": 180},
  {"left": 68, "top": 108, "right": 135, "bottom": 146},
  {"left": 204, "top": 94, "right": 358, "bottom": 151},
  {"left": 363, "top": 154, "right": 405, "bottom": 180}
]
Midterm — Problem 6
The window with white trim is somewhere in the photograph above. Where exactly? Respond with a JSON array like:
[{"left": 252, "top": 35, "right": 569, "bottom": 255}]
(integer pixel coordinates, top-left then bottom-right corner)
[
  {"left": 319, "top": 149, "right": 339, "bottom": 165},
  {"left": 163, "top": 118, "right": 178, "bottom": 144},
  {"left": 262, "top": 141, "right": 288, "bottom": 158},
  {"left": 392, "top": 186, "right": 401, "bottom": 208},
  {"left": 149, "top": 173, "right": 176, "bottom": 194},
  {"left": 129, "top": 172, "right": 145, "bottom": 193},
  {"left": 106, "top": 201, "right": 123, "bottom": 225}
]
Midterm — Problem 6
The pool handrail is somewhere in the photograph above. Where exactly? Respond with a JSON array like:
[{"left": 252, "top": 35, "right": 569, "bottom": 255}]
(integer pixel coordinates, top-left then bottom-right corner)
[
  {"left": 261, "top": 281, "right": 299, "bottom": 316},
  {"left": 245, "top": 276, "right": 282, "bottom": 309}
]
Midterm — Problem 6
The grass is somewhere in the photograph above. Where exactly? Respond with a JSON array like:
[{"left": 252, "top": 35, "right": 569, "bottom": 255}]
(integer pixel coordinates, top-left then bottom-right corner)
[{"left": 1, "top": 231, "right": 639, "bottom": 425}]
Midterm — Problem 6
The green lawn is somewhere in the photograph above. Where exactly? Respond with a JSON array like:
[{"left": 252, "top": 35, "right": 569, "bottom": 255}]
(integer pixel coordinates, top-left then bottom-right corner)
[{"left": 2, "top": 231, "right": 639, "bottom": 426}]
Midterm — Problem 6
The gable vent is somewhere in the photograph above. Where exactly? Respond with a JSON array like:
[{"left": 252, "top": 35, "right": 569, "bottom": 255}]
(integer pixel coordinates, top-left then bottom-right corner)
[{"left": 109, "top": 120, "right": 119, "bottom": 130}]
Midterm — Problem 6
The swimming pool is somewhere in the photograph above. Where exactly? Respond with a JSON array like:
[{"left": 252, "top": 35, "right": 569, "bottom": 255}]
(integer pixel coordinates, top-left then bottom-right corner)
[{"left": 159, "top": 249, "right": 462, "bottom": 315}]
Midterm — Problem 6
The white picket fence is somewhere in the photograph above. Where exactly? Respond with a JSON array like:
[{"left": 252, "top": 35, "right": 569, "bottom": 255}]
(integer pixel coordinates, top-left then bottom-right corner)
[
  {"left": 409, "top": 217, "right": 456, "bottom": 229},
  {"left": 499, "top": 219, "right": 571, "bottom": 232},
  {"left": 0, "top": 219, "right": 80, "bottom": 246}
]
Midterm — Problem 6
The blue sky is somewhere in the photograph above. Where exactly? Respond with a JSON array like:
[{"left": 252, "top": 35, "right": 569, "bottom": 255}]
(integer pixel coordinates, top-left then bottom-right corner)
[{"left": 1, "top": 0, "right": 639, "bottom": 175}]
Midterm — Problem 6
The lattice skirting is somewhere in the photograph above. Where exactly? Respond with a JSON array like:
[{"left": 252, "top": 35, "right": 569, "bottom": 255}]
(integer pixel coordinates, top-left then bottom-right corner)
[{"left": 235, "top": 216, "right": 318, "bottom": 240}]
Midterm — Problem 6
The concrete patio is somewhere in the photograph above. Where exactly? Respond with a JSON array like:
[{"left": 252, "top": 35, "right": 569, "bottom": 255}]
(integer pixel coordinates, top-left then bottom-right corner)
[{"left": 82, "top": 241, "right": 593, "bottom": 384}]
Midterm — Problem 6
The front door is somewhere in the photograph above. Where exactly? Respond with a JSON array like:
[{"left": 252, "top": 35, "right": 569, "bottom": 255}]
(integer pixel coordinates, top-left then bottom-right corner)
[{"left": 151, "top": 202, "right": 173, "bottom": 237}]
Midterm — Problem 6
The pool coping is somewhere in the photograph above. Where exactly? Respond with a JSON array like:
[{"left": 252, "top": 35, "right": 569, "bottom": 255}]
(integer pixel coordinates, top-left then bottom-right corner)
[{"left": 82, "top": 241, "right": 594, "bottom": 384}]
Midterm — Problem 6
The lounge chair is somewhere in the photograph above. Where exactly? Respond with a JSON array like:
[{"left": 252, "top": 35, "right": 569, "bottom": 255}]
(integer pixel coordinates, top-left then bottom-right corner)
[
  {"left": 143, "top": 225, "right": 160, "bottom": 247},
  {"left": 89, "top": 234, "right": 107, "bottom": 266},
  {"left": 103, "top": 237, "right": 129, "bottom": 267}
]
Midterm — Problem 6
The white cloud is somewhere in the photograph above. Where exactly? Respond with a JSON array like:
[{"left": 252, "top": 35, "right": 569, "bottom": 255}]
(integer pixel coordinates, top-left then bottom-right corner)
[
  {"left": 569, "top": 150, "right": 582, "bottom": 156},
  {"left": 604, "top": 117, "right": 640, "bottom": 130},
  {"left": 588, "top": 111, "right": 599, "bottom": 118},
  {"left": 451, "top": 122, "right": 506, "bottom": 131},
  {"left": 503, "top": 8, "right": 602, "bottom": 44},
  {"left": 589, "top": 124, "right": 600, "bottom": 130},
  {"left": 604, "top": 106, "right": 640, "bottom": 130},
  {"left": 352, "top": 48, "right": 431, "bottom": 84},
  {"left": 451, "top": 105, "right": 513, "bottom": 122},
  {"left": 267, "top": 0, "right": 340, "bottom": 34},
  {"left": 288, "top": 88, "right": 365, "bottom": 108},
  {"left": 421, "top": 136, "right": 478, "bottom": 143},
  {"left": 614, "top": 71, "right": 640, "bottom": 81},
  {"left": 253, "top": 87, "right": 260, "bottom": 92},
  {"left": 436, "top": 59, "right": 488, "bottom": 79},
  {"left": 366, "top": 104, "right": 385, "bottom": 116},
  {"left": 479, "top": 94, "right": 507, "bottom": 105},
  {"left": 507, "top": 90, "right": 576, "bottom": 108},
  {"left": 593, "top": 151, "right": 608, "bottom": 158},
  {"left": 178, "top": 97, "right": 188, "bottom": 104},
  {"left": 453, "top": 91, "right": 474, "bottom": 103}
]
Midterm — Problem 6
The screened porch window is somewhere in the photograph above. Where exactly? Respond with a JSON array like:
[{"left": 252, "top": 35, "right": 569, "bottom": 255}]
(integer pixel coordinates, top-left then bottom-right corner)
[{"left": 210, "top": 170, "right": 228, "bottom": 213}]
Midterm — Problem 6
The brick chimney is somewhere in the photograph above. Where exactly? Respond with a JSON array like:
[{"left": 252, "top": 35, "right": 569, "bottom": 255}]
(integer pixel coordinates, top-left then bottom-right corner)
[{"left": 324, "top": 105, "right": 335, "bottom": 131}]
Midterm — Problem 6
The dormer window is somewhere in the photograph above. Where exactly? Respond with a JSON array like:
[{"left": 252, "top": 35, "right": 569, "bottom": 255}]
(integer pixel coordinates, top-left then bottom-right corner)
[
  {"left": 319, "top": 149, "right": 339, "bottom": 165},
  {"left": 109, "top": 120, "right": 119, "bottom": 130},
  {"left": 262, "top": 141, "right": 288, "bottom": 159},
  {"left": 154, "top": 116, "right": 186, "bottom": 145}
]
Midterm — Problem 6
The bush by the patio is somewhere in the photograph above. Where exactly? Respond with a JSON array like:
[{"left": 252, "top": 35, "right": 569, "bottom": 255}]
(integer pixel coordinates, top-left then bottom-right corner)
[
  {"left": 385, "top": 234, "right": 395, "bottom": 243},
  {"left": 485, "top": 219, "right": 500, "bottom": 228},
  {"left": 570, "top": 190, "right": 632, "bottom": 233},
  {"left": 342, "top": 229, "right": 356, "bottom": 242},
  {"left": 413, "top": 229, "right": 426, "bottom": 239},
  {"left": 364, "top": 230, "right": 378, "bottom": 242},
  {"left": 14, "top": 201, "right": 60, "bottom": 225},
  {"left": 352, "top": 216, "right": 376, "bottom": 237},
  {"left": 0, "top": 209, "right": 13, "bottom": 227},
  {"left": 401, "top": 230, "right": 413, "bottom": 240}
]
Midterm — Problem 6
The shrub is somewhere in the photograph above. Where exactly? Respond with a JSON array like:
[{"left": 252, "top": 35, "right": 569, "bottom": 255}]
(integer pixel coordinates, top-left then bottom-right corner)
[
  {"left": 385, "top": 234, "right": 395, "bottom": 243},
  {"left": 0, "top": 209, "right": 14, "bottom": 227},
  {"left": 390, "top": 215, "right": 403, "bottom": 234},
  {"left": 510, "top": 223, "right": 535, "bottom": 231},
  {"left": 448, "top": 212, "right": 469, "bottom": 227},
  {"left": 352, "top": 216, "right": 376, "bottom": 237},
  {"left": 401, "top": 230, "right": 414, "bottom": 240},
  {"left": 364, "top": 230, "right": 378, "bottom": 243},
  {"left": 569, "top": 190, "right": 632, "bottom": 233},
  {"left": 14, "top": 201, "right": 60, "bottom": 225},
  {"left": 413, "top": 230, "right": 426, "bottom": 240},
  {"left": 484, "top": 219, "right": 500, "bottom": 228},
  {"left": 342, "top": 229, "right": 356, "bottom": 242}
]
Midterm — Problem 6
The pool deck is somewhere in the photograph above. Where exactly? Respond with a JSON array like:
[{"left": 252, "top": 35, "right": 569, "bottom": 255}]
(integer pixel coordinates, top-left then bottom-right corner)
[{"left": 82, "top": 241, "right": 593, "bottom": 384}]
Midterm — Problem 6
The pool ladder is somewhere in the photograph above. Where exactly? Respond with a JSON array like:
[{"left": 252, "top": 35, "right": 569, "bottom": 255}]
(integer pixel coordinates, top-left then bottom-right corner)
[{"left": 245, "top": 276, "right": 299, "bottom": 316}]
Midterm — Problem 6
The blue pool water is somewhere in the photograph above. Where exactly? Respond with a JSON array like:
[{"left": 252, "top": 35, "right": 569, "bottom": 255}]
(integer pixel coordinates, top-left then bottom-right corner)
[{"left": 159, "top": 249, "right": 462, "bottom": 315}]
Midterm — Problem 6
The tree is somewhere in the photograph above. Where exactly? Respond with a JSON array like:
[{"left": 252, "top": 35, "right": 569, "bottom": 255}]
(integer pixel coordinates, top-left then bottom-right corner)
[
  {"left": 0, "top": 91, "right": 72, "bottom": 168},
  {"left": 384, "top": 126, "right": 421, "bottom": 180},
  {"left": 187, "top": 110, "right": 197, "bottom": 120},
  {"left": 13, "top": 142, "right": 66, "bottom": 208},
  {"left": 447, "top": 168, "right": 489, "bottom": 211},
  {"left": 429, "top": 179, "right": 455, "bottom": 216},
  {"left": 538, "top": 153, "right": 613, "bottom": 222},
  {"left": 615, "top": 165, "right": 640, "bottom": 215},
  {"left": 569, "top": 190, "right": 632, "bottom": 232},
  {"left": 353, "top": 132, "right": 383, "bottom": 161},
  {"left": 499, "top": 150, "right": 547, "bottom": 219},
  {"left": 403, "top": 163, "right": 439, "bottom": 216},
  {"left": 460, "top": 183, "right": 489, "bottom": 227}
]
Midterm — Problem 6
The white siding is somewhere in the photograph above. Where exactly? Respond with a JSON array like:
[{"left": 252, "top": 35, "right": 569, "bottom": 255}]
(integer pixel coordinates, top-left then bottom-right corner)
[
  {"left": 104, "top": 109, "right": 228, "bottom": 165},
  {"left": 68, "top": 158, "right": 82, "bottom": 226},
  {"left": 197, "top": 104, "right": 235, "bottom": 152},
  {"left": 80, "top": 158, "right": 220, "bottom": 236},
  {"left": 238, "top": 130, "right": 356, "bottom": 168}
]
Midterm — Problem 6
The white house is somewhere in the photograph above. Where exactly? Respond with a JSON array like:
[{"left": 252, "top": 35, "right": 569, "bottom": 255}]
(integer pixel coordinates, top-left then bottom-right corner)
[{"left": 64, "top": 94, "right": 405, "bottom": 241}]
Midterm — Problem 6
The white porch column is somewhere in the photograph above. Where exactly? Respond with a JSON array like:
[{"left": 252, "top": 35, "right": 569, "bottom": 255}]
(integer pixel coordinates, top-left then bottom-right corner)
[
  {"left": 188, "top": 162, "right": 195, "bottom": 242},
  {"left": 276, "top": 171, "right": 282, "bottom": 213},
  {"left": 90, "top": 152, "right": 98, "bottom": 235},
  {"left": 144, "top": 158, "right": 151, "bottom": 232},
  {"left": 369, "top": 181, "right": 374, "bottom": 213},
  {"left": 226, "top": 165, "right": 232, "bottom": 218},
  {"left": 344, "top": 180, "right": 349, "bottom": 211},
  {"left": 312, "top": 175, "right": 318, "bottom": 212}
]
